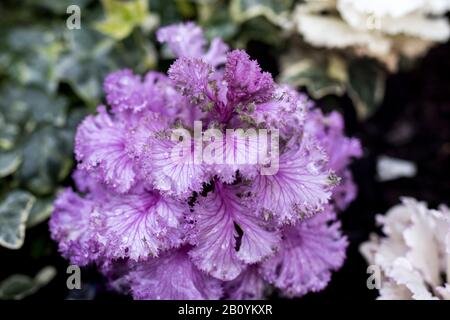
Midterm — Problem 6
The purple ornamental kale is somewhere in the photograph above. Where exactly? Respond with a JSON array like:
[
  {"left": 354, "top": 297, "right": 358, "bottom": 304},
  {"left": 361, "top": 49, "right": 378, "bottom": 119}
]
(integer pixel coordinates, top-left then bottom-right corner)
[{"left": 50, "top": 22, "right": 361, "bottom": 300}]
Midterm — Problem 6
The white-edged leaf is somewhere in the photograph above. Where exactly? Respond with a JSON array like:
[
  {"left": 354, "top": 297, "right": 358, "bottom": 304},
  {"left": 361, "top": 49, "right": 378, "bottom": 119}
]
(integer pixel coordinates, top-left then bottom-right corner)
[
  {"left": 0, "top": 266, "right": 56, "bottom": 300},
  {"left": 0, "top": 151, "right": 21, "bottom": 178},
  {"left": 26, "top": 197, "right": 53, "bottom": 228}
]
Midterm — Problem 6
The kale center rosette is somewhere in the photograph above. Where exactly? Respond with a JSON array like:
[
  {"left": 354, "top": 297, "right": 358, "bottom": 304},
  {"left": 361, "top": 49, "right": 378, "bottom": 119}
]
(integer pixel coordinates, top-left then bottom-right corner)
[{"left": 49, "top": 22, "right": 361, "bottom": 300}]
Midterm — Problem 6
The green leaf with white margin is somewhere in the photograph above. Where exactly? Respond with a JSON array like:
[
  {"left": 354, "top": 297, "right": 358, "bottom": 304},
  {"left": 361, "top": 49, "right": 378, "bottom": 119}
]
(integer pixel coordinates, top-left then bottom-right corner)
[
  {"left": 2, "top": 27, "right": 65, "bottom": 94},
  {"left": 0, "top": 151, "right": 22, "bottom": 178},
  {"left": 236, "top": 16, "right": 284, "bottom": 46},
  {"left": 18, "top": 126, "right": 74, "bottom": 196},
  {"left": 0, "top": 86, "right": 30, "bottom": 126},
  {"left": 279, "top": 57, "right": 346, "bottom": 99},
  {"left": 56, "top": 28, "right": 117, "bottom": 107},
  {"left": 0, "top": 85, "right": 68, "bottom": 127},
  {"left": 26, "top": 197, "right": 53, "bottom": 228},
  {"left": 348, "top": 58, "right": 386, "bottom": 120},
  {"left": 0, "top": 190, "right": 35, "bottom": 249},
  {"left": 198, "top": 1, "right": 238, "bottom": 41},
  {"left": 96, "top": 0, "right": 150, "bottom": 40},
  {"left": 0, "top": 122, "right": 19, "bottom": 151},
  {"left": 0, "top": 266, "right": 56, "bottom": 300},
  {"left": 230, "top": 0, "right": 293, "bottom": 28}
]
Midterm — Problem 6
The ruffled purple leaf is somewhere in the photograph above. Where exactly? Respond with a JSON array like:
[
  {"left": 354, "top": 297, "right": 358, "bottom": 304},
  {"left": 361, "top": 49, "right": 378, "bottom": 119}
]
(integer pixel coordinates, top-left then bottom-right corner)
[
  {"left": 224, "top": 50, "right": 274, "bottom": 106},
  {"left": 96, "top": 190, "right": 187, "bottom": 261},
  {"left": 140, "top": 132, "right": 207, "bottom": 199},
  {"left": 127, "top": 247, "right": 223, "bottom": 300},
  {"left": 49, "top": 189, "right": 100, "bottom": 266},
  {"left": 104, "top": 69, "right": 149, "bottom": 114},
  {"left": 224, "top": 266, "right": 266, "bottom": 300},
  {"left": 260, "top": 207, "right": 347, "bottom": 297},
  {"left": 75, "top": 106, "right": 137, "bottom": 193},
  {"left": 168, "top": 57, "right": 214, "bottom": 108},
  {"left": 157, "top": 22, "right": 206, "bottom": 59},
  {"left": 157, "top": 22, "right": 228, "bottom": 67},
  {"left": 189, "top": 182, "right": 279, "bottom": 281},
  {"left": 248, "top": 136, "right": 335, "bottom": 224}
]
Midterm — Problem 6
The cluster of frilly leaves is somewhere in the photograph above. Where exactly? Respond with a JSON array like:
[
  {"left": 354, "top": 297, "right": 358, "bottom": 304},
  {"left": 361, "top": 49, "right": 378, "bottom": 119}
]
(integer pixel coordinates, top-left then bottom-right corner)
[
  {"left": 0, "top": 0, "right": 196, "bottom": 299},
  {"left": 49, "top": 22, "right": 362, "bottom": 300}
]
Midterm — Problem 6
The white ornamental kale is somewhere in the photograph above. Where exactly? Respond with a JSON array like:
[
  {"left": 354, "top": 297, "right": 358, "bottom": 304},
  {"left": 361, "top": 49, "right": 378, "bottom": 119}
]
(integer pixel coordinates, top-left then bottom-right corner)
[{"left": 361, "top": 198, "right": 450, "bottom": 300}]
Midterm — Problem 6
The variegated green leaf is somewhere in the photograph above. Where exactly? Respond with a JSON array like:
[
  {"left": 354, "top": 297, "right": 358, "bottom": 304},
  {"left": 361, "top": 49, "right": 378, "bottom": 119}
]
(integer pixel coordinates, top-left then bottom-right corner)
[
  {"left": 0, "top": 266, "right": 56, "bottom": 300},
  {"left": 0, "top": 190, "right": 35, "bottom": 249},
  {"left": 0, "top": 151, "right": 22, "bottom": 178},
  {"left": 18, "top": 126, "right": 74, "bottom": 196}
]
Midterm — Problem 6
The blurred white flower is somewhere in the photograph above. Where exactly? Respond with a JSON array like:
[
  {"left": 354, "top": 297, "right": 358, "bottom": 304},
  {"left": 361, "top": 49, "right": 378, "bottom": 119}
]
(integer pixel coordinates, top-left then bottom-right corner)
[
  {"left": 376, "top": 156, "right": 417, "bottom": 182},
  {"left": 292, "top": 0, "right": 450, "bottom": 70},
  {"left": 361, "top": 198, "right": 450, "bottom": 300}
]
